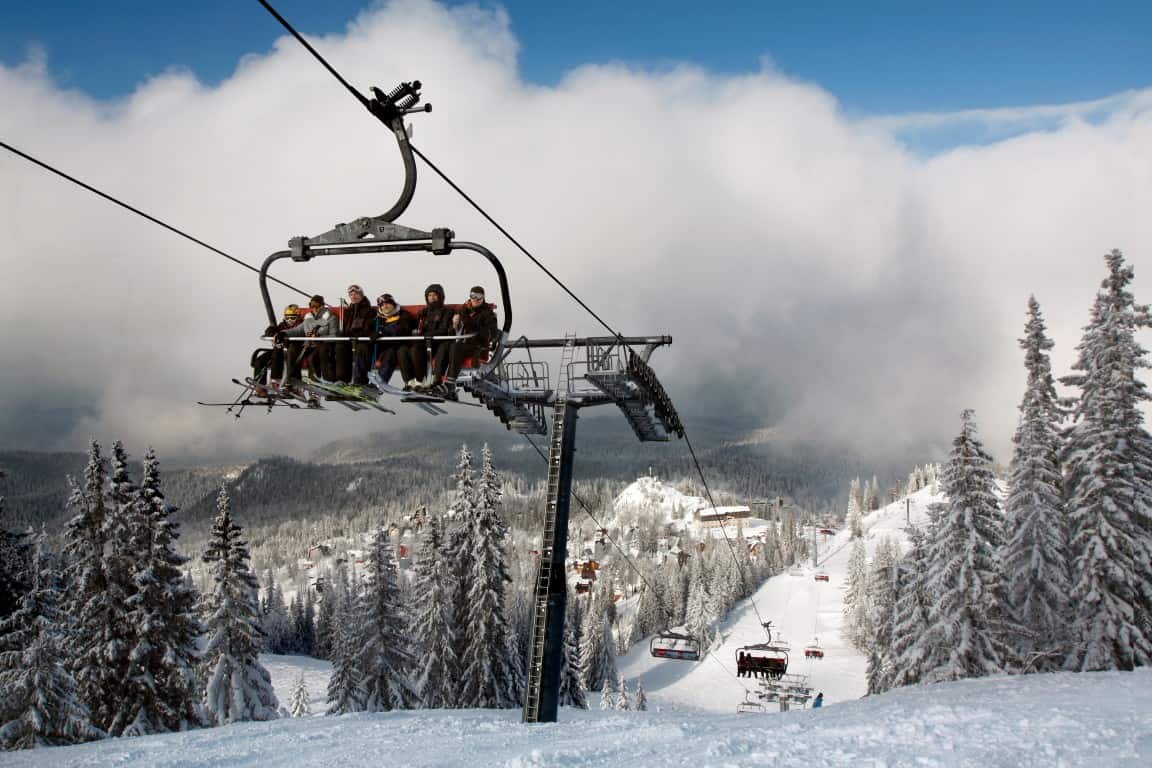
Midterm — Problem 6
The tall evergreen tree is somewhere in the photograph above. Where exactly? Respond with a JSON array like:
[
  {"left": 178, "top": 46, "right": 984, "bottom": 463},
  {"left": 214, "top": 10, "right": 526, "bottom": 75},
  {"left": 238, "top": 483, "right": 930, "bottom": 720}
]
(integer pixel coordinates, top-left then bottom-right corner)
[
  {"left": 325, "top": 570, "right": 363, "bottom": 715},
  {"left": 922, "top": 411, "right": 1015, "bottom": 682},
  {"left": 260, "top": 571, "right": 292, "bottom": 654},
  {"left": 121, "top": 448, "right": 202, "bottom": 735},
  {"left": 409, "top": 516, "right": 457, "bottom": 709},
  {"left": 842, "top": 537, "right": 872, "bottom": 649},
  {"left": 885, "top": 527, "right": 934, "bottom": 689},
  {"left": 459, "top": 447, "right": 520, "bottom": 709},
  {"left": 62, "top": 441, "right": 122, "bottom": 733},
  {"left": 200, "top": 486, "right": 279, "bottom": 724},
  {"left": 443, "top": 444, "right": 477, "bottom": 702},
  {"left": 1002, "top": 297, "right": 1070, "bottom": 671},
  {"left": 1062, "top": 250, "right": 1152, "bottom": 670},
  {"left": 0, "top": 536, "right": 101, "bottom": 749},
  {"left": 357, "top": 527, "right": 417, "bottom": 711},
  {"left": 558, "top": 592, "right": 587, "bottom": 709}
]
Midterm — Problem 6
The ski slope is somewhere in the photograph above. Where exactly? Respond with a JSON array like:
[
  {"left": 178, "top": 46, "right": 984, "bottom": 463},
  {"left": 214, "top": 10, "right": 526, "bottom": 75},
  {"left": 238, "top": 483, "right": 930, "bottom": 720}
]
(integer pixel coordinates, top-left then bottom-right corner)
[
  {"left": 8, "top": 665, "right": 1151, "bottom": 767},
  {"left": 619, "top": 485, "right": 942, "bottom": 712}
]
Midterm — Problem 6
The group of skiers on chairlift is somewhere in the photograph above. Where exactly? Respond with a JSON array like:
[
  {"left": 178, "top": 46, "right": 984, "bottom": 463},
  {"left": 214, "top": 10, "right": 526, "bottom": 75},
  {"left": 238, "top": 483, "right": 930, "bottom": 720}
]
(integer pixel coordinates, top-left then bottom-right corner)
[
  {"left": 736, "top": 650, "right": 787, "bottom": 679},
  {"left": 252, "top": 283, "right": 498, "bottom": 401}
]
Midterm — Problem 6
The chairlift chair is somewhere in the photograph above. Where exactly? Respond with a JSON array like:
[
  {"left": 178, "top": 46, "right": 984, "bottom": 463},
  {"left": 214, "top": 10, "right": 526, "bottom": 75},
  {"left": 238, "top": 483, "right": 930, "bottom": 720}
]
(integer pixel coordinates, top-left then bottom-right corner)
[
  {"left": 736, "top": 643, "right": 789, "bottom": 679},
  {"left": 736, "top": 694, "right": 765, "bottom": 714},
  {"left": 649, "top": 631, "right": 701, "bottom": 662},
  {"left": 804, "top": 640, "right": 825, "bottom": 660}
]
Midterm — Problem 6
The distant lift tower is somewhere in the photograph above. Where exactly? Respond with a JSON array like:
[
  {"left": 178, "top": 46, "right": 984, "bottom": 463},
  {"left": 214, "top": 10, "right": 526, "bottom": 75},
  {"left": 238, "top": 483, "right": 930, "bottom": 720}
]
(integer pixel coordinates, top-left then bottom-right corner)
[{"left": 459, "top": 335, "right": 683, "bottom": 723}]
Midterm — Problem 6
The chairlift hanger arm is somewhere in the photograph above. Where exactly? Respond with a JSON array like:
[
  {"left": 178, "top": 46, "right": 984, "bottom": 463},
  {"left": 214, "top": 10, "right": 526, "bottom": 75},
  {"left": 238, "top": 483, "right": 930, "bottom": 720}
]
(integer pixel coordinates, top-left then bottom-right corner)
[{"left": 258, "top": 236, "right": 512, "bottom": 347}]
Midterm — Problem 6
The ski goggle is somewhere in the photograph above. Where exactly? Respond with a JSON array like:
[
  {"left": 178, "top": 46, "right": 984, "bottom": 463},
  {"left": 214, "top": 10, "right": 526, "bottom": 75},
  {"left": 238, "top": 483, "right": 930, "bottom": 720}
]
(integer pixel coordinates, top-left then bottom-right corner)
[
  {"left": 469, "top": 292, "right": 485, "bottom": 301},
  {"left": 347, "top": 285, "right": 363, "bottom": 295}
]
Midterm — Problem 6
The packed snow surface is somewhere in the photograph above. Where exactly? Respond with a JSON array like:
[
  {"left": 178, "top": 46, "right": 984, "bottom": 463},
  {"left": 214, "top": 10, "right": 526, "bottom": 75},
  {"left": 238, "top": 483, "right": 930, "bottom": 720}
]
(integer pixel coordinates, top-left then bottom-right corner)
[
  {"left": 6, "top": 667, "right": 1150, "bottom": 767},
  {"left": 15, "top": 486, "right": 1148, "bottom": 766}
]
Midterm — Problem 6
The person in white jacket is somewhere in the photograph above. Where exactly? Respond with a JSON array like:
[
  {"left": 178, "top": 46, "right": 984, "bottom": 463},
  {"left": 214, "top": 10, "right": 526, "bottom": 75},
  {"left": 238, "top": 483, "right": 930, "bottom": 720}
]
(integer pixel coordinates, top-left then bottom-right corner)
[{"left": 285, "top": 295, "right": 339, "bottom": 381}]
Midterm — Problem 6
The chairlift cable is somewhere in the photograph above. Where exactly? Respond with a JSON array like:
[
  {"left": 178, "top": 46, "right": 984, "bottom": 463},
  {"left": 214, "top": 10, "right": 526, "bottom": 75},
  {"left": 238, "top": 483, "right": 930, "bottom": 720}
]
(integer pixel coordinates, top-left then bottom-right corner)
[
  {"left": 254, "top": 0, "right": 622, "bottom": 341},
  {"left": 0, "top": 139, "right": 312, "bottom": 300},
  {"left": 682, "top": 432, "right": 773, "bottom": 641},
  {"left": 522, "top": 434, "right": 676, "bottom": 627}
]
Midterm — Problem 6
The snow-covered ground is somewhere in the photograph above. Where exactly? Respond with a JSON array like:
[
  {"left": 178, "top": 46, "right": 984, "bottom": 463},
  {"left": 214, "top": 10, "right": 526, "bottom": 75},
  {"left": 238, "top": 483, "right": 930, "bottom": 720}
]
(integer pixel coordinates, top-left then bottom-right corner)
[
  {"left": 7, "top": 666, "right": 1151, "bottom": 767},
  {"left": 14, "top": 485, "right": 1151, "bottom": 766},
  {"left": 618, "top": 484, "right": 941, "bottom": 711}
]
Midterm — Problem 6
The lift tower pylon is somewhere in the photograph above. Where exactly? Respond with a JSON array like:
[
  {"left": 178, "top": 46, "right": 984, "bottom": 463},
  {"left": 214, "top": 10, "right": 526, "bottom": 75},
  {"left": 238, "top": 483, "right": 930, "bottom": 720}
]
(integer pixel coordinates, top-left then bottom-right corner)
[{"left": 507, "top": 336, "right": 684, "bottom": 724}]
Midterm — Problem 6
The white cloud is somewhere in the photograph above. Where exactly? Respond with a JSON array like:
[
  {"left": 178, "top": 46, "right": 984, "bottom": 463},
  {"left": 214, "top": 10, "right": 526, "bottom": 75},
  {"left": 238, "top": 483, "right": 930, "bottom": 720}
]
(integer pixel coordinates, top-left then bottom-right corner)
[{"left": 1, "top": 0, "right": 1149, "bottom": 463}]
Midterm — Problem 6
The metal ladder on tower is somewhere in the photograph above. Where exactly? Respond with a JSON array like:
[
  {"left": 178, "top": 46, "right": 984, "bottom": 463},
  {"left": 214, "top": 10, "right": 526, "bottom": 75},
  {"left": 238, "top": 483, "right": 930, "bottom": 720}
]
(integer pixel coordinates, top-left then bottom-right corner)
[{"left": 523, "top": 334, "right": 578, "bottom": 722}]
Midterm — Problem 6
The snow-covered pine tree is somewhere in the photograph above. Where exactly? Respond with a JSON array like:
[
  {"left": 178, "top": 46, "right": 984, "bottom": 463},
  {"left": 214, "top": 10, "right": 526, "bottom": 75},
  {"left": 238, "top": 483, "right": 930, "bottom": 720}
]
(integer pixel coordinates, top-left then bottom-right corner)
[
  {"left": 62, "top": 440, "right": 123, "bottom": 734},
  {"left": 558, "top": 592, "right": 587, "bottom": 709},
  {"left": 289, "top": 672, "right": 310, "bottom": 717},
  {"left": 357, "top": 526, "right": 417, "bottom": 712},
  {"left": 579, "top": 590, "right": 611, "bottom": 692},
  {"left": 884, "top": 527, "right": 934, "bottom": 689},
  {"left": 599, "top": 671, "right": 618, "bottom": 711},
  {"left": 1002, "top": 297, "right": 1070, "bottom": 671},
  {"left": 443, "top": 444, "right": 477, "bottom": 701},
  {"left": 325, "top": 568, "right": 363, "bottom": 714},
  {"left": 921, "top": 411, "right": 1015, "bottom": 682},
  {"left": 314, "top": 571, "right": 337, "bottom": 660},
  {"left": 684, "top": 556, "right": 716, "bottom": 649},
  {"left": 293, "top": 587, "right": 316, "bottom": 656},
  {"left": 1062, "top": 250, "right": 1152, "bottom": 671},
  {"left": 98, "top": 441, "right": 145, "bottom": 736},
  {"left": 120, "top": 448, "right": 202, "bottom": 735},
  {"left": 842, "top": 537, "right": 871, "bottom": 650},
  {"left": 260, "top": 571, "right": 291, "bottom": 654},
  {"left": 634, "top": 679, "right": 648, "bottom": 711},
  {"left": 846, "top": 478, "right": 864, "bottom": 538},
  {"left": 865, "top": 546, "right": 899, "bottom": 694},
  {"left": 0, "top": 535, "right": 102, "bottom": 749},
  {"left": 458, "top": 447, "right": 520, "bottom": 709},
  {"left": 615, "top": 675, "right": 631, "bottom": 711},
  {"left": 409, "top": 515, "right": 457, "bottom": 709},
  {"left": 200, "top": 486, "right": 279, "bottom": 724}
]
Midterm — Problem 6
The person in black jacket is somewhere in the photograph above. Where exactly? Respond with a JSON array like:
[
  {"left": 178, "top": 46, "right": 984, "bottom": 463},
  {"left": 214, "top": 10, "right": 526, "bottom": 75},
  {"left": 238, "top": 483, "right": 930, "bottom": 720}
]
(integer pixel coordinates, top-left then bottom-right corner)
[
  {"left": 406, "top": 283, "right": 455, "bottom": 390},
  {"left": 439, "top": 285, "right": 498, "bottom": 396},
  {"left": 251, "top": 304, "right": 303, "bottom": 395},
  {"left": 368, "top": 293, "right": 416, "bottom": 387},
  {"left": 334, "top": 284, "right": 375, "bottom": 385}
]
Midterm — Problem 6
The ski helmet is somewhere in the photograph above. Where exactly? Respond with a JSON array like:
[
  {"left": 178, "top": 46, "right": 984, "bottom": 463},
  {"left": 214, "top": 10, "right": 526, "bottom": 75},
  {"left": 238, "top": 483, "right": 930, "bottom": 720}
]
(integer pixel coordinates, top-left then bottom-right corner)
[{"left": 283, "top": 303, "right": 301, "bottom": 320}]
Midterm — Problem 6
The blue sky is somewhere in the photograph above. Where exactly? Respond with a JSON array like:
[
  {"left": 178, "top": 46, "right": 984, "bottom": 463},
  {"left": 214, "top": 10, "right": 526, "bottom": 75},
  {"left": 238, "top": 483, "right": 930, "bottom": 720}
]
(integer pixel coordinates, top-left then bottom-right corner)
[{"left": 2, "top": 0, "right": 1150, "bottom": 117}]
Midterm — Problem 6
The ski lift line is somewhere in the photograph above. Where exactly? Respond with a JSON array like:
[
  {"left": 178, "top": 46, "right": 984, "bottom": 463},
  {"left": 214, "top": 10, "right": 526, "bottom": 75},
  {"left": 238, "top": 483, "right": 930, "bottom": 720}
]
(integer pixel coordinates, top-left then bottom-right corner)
[
  {"left": 255, "top": 0, "right": 623, "bottom": 340},
  {"left": 255, "top": 0, "right": 370, "bottom": 112},
  {"left": 521, "top": 433, "right": 677, "bottom": 628},
  {"left": 682, "top": 431, "right": 772, "bottom": 641},
  {"left": 0, "top": 138, "right": 312, "bottom": 301}
]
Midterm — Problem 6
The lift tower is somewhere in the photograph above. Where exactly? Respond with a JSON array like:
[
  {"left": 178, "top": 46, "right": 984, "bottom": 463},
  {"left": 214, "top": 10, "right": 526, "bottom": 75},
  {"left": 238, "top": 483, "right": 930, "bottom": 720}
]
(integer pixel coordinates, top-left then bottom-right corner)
[{"left": 460, "top": 337, "right": 684, "bottom": 723}]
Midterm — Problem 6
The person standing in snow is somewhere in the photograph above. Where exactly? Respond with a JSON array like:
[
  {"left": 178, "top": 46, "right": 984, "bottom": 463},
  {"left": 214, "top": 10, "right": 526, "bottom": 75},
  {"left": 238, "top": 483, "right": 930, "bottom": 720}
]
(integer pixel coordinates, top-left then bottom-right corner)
[{"left": 812, "top": 692, "right": 824, "bottom": 709}]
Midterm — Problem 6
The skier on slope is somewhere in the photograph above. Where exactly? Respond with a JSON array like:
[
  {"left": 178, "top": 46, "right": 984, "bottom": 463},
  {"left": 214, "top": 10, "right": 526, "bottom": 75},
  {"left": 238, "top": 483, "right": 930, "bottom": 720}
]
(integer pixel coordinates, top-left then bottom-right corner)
[
  {"left": 252, "top": 303, "right": 304, "bottom": 395},
  {"left": 812, "top": 692, "right": 824, "bottom": 709}
]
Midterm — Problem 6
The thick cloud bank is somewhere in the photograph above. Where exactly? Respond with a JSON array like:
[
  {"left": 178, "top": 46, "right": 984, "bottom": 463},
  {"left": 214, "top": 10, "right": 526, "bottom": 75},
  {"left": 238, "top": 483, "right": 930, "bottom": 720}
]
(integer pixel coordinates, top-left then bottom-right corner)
[{"left": 1, "top": 0, "right": 1150, "bottom": 462}]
